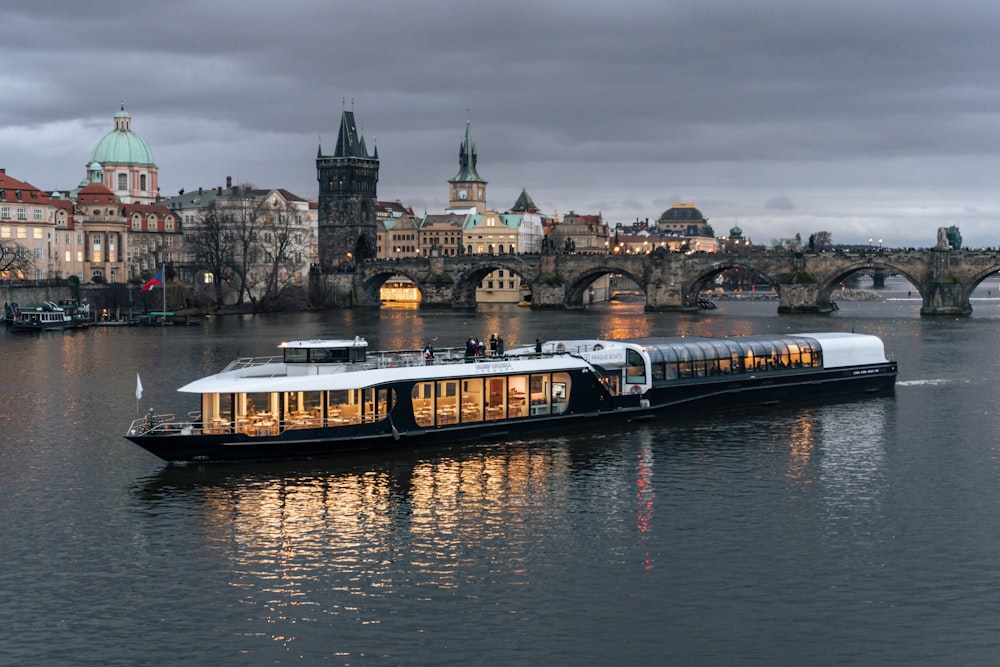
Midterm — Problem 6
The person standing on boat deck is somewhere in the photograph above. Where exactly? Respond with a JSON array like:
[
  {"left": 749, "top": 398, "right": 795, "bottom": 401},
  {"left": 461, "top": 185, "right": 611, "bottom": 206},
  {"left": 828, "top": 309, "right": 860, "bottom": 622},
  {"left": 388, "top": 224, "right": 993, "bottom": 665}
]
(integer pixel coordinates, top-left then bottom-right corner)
[
  {"left": 535, "top": 338, "right": 542, "bottom": 355},
  {"left": 497, "top": 335, "right": 505, "bottom": 356},
  {"left": 465, "top": 337, "right": 477, "bottom": 362},
  {"left": 489, "top": 334, "right": 498, "bottom": 357},
  {"left": 477, "top": 338, "right": 486, "bottom": 357},
  {"left": 423, "top": 343, "right": 435, "bottom": 365}
]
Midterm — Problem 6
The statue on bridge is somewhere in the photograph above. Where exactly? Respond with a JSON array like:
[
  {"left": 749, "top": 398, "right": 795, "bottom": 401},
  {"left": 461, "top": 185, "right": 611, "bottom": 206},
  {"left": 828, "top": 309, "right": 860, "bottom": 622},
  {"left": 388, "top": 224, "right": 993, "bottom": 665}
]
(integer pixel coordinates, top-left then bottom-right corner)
[{"left": 935, "top": 227, "right": 950, "bottom": 251}]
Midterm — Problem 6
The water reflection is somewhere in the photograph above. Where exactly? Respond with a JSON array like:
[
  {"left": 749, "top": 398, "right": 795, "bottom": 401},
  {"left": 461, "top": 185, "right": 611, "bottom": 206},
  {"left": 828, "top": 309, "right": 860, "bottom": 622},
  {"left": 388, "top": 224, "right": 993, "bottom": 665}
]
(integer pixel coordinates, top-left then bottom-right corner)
[
  {"left": 134, "top": 444, "right": 586, "bottom": 649},
  {"left": 818, "top": 400, "right": 889, "bottom": 530}
]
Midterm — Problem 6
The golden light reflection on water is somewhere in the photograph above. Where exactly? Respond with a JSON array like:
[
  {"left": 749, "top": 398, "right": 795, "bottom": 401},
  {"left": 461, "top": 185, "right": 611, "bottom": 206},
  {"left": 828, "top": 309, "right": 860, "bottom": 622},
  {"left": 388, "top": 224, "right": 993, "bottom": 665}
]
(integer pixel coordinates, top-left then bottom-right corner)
[
  {"left": 189, "top": 446, "right": 572, "bottom": 649},
  {"left": 784, "top": 412, "right": 818, "bottom": 486}
]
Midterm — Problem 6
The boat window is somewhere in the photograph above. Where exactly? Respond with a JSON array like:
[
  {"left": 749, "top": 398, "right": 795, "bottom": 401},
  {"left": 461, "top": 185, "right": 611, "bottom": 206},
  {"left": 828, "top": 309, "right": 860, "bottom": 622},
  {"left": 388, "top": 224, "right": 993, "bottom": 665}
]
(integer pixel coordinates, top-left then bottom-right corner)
[
  {"left": 377, "top": 387, "right": 393, "bottom": 422},
  {"left": 328, "top": 389, "right": 360, "bottom": 425},
  {"left": 625, "top": 349, "right": 646, "bottom": 384},
  {"left": 284, "top": 348, "right": 309, "bottom": 363},
  {"left": 461, "top": 378, "right": 484, "bottom": 423},
  {"left": 436, "top": 380, "right": 459, "bottom": 425},
  {"left": 283, "top": 391, "right": 324, "bottom": 429},
  {"left": 508, "top": 375, "right": 528, "bottom": 418},
  {"left": 412, "top": 382, "right": 435, "bottom": 427},
  {"left": 530, "top": 374, "right": 550, "bottom": 416},
  {"left": 200, "top": 393, "right": 231, "bottom": 434},
  {"left": 551, "top": 372, "right": 571, "bottom": 414},
  {"left": 652, "top": 363, "right": 665, "bottom": 381},
  {"left": 357, "top": 388, "right": 375, "bottom": 423},
  {"left": 485, "top": 377, "right": 507, "bottom": 421}
]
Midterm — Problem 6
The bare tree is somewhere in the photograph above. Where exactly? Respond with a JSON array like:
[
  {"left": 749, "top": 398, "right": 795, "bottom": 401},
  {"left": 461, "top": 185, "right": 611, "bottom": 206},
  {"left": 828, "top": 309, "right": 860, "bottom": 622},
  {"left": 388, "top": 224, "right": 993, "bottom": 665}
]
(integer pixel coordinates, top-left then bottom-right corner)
[
  {"left": 810, "top": 231, "right": 833, "bottom": 252},
  {"left": 187, "top": 202, "right": 234, "bottom": 308},
  {"left": 220, "top": 184, "right": 268, "bottom": 309},
  {"left": 0, "top": 240, "right": 33, "bottom": 279},
  {"left": 257, "top": 200, "right": 307, "bottom": 309}
]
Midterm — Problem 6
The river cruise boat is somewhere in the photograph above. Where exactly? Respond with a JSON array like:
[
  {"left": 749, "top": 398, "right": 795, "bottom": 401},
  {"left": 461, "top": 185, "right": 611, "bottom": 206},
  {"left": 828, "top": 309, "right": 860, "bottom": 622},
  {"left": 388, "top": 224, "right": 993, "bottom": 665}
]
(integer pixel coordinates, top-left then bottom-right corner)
[
  {"left": 9, "top": 302, "right": 76, "bottom": 332},
  {"left": 125, "top": 332, "right": 897, "bottom": 462}
]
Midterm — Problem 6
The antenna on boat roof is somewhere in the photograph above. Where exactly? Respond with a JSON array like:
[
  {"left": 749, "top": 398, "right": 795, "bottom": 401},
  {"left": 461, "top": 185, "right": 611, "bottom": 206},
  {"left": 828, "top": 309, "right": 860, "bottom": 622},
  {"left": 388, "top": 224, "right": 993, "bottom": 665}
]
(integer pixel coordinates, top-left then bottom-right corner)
[{"left": 851, "top": 323, "right": 856, "bottom": 334}]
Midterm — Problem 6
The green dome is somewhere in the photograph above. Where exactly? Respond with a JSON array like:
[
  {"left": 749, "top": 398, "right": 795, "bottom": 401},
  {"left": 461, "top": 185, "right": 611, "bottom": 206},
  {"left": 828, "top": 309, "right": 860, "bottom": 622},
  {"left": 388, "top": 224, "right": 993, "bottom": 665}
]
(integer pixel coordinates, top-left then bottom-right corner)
[{"left": 89, "top": 106, "right": 155, "bottom": 166}]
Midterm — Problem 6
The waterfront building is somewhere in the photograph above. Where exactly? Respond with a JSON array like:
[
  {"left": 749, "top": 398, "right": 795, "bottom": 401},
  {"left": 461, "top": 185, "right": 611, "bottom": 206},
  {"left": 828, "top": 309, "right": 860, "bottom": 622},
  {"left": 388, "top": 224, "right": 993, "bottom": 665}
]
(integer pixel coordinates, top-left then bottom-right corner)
[
  {"left": 418, "top": 213, "right": 468, "bottom": 257},
  {"left": 73, "top": 166, "right": 183, "bottom": 284},
  {"left": 316, "top": 110, "right": 379, "bottom": 270},
  {"left": 547, "top": 211, "right": 610, "bottom": 253},
  {"left": 161, "top": 181, "right": 314, "bottom": 307},
  {"left": 87, "top": 104, "right": 159, "bottom": 204},
  {"left": 0, "top": 169, "right": 59, "bottom": 280},
  {"left": 377, "top": 212, "right": 421, "bottom": 258}
]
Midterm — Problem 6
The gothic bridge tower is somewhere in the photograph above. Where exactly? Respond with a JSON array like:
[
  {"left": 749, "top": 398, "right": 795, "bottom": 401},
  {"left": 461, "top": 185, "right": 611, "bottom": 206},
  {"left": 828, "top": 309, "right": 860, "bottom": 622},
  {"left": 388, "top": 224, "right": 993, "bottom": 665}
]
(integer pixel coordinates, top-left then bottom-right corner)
[{"left": 317, "top": 110, "right": 379, "bottom": 269}]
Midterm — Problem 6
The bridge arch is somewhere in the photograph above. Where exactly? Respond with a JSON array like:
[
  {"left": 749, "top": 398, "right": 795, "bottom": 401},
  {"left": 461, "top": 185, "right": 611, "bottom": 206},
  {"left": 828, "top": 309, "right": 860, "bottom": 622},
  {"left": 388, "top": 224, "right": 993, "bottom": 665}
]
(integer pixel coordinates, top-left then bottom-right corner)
[
  {"left": 565, "top": 264, "right": 646, "bottom": 308},
  {"left": 356, "top": 268, "right": 425, "bottom": 304},
  {"left": 815, "top": 260, "right": 924, "bottom": 306},
  {"left": 960, "top": 263, "right": 1000, "bottom": 303},
  {"left": 452, "top": 259, "right": 534, "bottom": 308},
  {"left": 685, "top": 260, "right": 782, "bottom": 304}
]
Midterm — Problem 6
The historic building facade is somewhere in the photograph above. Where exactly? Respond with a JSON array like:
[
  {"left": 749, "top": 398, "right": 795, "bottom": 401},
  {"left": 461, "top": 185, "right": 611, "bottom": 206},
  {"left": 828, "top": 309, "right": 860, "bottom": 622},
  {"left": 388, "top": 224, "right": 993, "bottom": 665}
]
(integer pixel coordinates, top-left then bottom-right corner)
[
  {"left": 0, "top": 169, "right": 61, "bottom": 280},
  {"left": 87, "top": 104, "right": 159, "bottom": 204},
  {"left": 316, "top": 110, "right": 379, "bottom": 270}
]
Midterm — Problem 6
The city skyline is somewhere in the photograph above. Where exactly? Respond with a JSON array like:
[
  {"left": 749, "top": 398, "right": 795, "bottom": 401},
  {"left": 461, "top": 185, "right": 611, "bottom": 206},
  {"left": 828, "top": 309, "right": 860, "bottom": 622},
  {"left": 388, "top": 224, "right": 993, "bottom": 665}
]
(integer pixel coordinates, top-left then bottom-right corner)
[{"left": 3, "top": 1, "right": 999, "bottom": 248}]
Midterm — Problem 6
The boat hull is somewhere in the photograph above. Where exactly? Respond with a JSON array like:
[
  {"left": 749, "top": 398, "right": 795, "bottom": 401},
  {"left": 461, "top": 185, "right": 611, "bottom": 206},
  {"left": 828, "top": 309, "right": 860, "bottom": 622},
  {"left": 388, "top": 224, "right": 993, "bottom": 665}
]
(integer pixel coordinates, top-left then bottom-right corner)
[{"left": 126, "top": 362, "right": 896, "bottom": 462}]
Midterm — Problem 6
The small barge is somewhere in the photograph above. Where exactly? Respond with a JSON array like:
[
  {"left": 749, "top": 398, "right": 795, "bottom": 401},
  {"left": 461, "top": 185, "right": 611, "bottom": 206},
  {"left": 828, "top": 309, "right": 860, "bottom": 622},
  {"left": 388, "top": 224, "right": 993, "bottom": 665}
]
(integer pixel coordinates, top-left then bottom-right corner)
[{"left": 125, "top": 332, "right": 897, "bottom": 462}]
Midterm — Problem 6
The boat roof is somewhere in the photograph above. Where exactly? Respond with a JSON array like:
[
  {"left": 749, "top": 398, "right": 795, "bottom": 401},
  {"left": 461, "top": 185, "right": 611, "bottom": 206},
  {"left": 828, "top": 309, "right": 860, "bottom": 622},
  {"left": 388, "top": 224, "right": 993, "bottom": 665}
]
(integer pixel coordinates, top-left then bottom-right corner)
[
  {"left": 179, "top": 354, "right": 592, "bottom": 394},
  {"left": 278, "top": 337, "right": 368, "bottom": 349}
]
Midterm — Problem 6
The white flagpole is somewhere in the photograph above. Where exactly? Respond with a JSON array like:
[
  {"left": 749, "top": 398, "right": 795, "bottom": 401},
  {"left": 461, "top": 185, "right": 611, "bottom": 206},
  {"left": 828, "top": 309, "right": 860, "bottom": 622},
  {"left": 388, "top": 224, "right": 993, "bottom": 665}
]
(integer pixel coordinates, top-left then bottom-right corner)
[{"left": 135, "top": 372, "right": 143, "bottom": 414}]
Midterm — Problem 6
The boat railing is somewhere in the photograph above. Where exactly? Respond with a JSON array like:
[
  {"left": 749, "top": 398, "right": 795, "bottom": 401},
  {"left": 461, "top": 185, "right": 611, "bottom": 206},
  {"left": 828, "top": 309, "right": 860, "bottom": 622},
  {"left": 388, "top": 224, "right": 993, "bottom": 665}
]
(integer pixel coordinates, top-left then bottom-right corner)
[
  {"left": 217, "top": 345, "right": 529, "bottom": 375},
  {"left": 220, "top": 355, "right": 285, "bottom": 374}
]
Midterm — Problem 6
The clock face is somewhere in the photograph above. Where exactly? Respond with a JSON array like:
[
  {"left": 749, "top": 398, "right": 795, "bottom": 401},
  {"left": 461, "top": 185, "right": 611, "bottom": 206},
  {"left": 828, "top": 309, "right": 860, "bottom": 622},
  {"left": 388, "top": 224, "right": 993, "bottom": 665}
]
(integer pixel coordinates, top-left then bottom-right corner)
[{"left": 458, "top": 188, "right": 468, "bottom": 200}]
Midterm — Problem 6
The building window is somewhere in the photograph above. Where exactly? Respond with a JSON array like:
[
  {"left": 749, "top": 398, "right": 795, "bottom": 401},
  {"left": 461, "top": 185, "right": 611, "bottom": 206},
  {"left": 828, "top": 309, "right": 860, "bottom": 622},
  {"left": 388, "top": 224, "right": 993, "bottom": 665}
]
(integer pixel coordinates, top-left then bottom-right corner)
[
  {"left": 17, "top": 208, "right": 26, "bottom": 220},
  {"left": 35, "top": 248, "right": 43, "bottom": 260},
  {"left": 33, "top": 227, "right": 43, "bottom": 239},
  {"left": 0, "top": 207, "right": 8, "bottom": 219},
  {"left": 64, "top": 250, "right": 71, "bottom": 263},
  {"left": 140, "top": 174, "right": 147, "bottom": 190},
  {"left": 118, "top": 173, "right": 127, "bottom": 190},
  {"left": 33, "top": 209, "right": 42, "bottom": 220},
  {"left": 17, "top": 227, "right": 27, "bottom": 239}
]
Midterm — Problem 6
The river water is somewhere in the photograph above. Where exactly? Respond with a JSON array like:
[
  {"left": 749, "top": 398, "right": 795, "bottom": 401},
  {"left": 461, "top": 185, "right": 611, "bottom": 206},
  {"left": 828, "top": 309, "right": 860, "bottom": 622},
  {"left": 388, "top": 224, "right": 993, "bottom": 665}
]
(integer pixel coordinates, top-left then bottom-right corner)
[{"left": 2, "top": 279, "right": 1000, "bottom": 664}]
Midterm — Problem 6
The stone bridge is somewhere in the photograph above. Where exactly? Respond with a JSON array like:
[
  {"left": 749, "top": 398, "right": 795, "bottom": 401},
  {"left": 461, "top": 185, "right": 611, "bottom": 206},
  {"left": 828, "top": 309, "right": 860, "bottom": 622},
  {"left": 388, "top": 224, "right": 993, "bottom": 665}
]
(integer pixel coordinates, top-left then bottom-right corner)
[{"left": 348, "top": 248, "right": 1000, "bottom": 316}]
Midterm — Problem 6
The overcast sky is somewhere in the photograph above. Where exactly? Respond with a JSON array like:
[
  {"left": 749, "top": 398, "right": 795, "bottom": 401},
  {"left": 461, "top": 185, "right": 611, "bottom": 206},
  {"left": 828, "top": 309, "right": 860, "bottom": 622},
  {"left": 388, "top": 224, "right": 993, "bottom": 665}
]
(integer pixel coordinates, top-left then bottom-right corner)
[{"left": 3, "top": 0, "right": 999, "bottom": 248}]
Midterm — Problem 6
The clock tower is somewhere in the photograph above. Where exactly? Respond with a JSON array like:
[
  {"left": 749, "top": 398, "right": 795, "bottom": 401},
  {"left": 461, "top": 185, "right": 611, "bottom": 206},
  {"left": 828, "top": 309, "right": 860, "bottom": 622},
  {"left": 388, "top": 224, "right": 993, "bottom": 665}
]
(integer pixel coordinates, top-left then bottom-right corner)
[
  {"left": 447, "top": 120, "right": 487, "bottom": 213},
  {"left": 316, "top": 110, "right": 379, "bottom": 270}
]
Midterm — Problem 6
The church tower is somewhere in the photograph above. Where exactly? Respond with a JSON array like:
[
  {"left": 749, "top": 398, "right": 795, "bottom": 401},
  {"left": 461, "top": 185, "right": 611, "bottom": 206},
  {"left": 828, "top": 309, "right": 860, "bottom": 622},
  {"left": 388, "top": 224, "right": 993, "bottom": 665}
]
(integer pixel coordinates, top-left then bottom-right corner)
[
  {"left": 447, "top": 121, "right": 487, "bottom": 213},
  {"left": 316, "top": 110, "right": 379, "bottom": 269}
]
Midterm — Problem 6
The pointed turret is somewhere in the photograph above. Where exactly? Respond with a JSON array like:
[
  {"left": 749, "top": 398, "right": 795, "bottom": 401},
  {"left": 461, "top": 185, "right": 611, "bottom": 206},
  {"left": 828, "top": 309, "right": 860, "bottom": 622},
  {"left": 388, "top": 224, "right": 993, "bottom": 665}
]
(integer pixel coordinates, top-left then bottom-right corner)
[
  {"left": 334, "top": 111, "right": 372, "bottom": 158},
  {"left": 452, "top": 120, "right": 484, "bottom": 182},
  {"left": 511, "top": 188, "right": 538, "bottom": 213}
]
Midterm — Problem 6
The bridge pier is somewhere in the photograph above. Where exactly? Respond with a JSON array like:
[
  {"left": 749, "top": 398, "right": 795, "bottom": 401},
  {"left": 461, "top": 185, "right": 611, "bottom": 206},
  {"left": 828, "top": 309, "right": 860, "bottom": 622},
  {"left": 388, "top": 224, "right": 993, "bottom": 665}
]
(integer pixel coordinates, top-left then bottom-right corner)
[
  {"left": 644, "top": 282, "right": 695, "bottom": 312},
  {"left": 920, "top": 282, "right": 972, "bottom": 316},
  {"left": 777, "top": 284, "right": 835, "bottom": 314},
  {"left": 530, "top": 283, "right": 571, "bottom": 309}
]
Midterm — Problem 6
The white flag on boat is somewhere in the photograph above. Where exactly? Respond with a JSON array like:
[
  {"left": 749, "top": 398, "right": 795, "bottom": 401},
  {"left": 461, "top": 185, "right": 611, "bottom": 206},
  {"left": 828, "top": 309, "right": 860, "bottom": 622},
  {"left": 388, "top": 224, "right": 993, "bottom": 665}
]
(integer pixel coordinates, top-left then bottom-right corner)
[{"left": 136, "top": 373, "right": 143, "bottom": 400}]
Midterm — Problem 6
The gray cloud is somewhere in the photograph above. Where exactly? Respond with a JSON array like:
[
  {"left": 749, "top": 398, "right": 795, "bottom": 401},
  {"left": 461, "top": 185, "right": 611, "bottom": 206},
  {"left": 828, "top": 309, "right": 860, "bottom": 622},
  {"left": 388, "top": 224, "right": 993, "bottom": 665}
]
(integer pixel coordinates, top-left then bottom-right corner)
[{"left": 2, "top": 0, "right": 1000, "bottom": 247}]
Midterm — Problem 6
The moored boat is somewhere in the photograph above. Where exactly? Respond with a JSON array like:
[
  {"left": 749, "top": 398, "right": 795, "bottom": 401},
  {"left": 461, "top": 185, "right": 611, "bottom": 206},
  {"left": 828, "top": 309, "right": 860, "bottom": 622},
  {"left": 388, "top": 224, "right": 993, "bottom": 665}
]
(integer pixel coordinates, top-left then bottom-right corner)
[
  {"left": 125, "top": 331, "right": 897, "bottom": 463},
  {"left": 9, "top": 302, "right": 76, "bottom": 332}
]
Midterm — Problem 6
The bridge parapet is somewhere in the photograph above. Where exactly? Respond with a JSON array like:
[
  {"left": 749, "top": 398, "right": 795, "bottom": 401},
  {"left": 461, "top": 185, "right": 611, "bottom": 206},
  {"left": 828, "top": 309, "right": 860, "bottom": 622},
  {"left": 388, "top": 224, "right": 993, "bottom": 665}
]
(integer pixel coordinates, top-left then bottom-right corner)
[{"left": 341, "top": 248, "right": 1000, "bottom": 316}]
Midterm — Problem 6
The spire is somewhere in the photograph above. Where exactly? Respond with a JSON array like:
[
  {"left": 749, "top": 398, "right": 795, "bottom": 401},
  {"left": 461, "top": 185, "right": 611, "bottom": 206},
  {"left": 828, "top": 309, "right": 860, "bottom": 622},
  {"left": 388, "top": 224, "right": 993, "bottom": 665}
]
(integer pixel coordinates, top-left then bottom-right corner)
[
  {"left": 334, "top": 110, "right": 370, "bottom": 158},
  {"left": 451, "top": 120, "right": 484, "bottom": 182}
]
